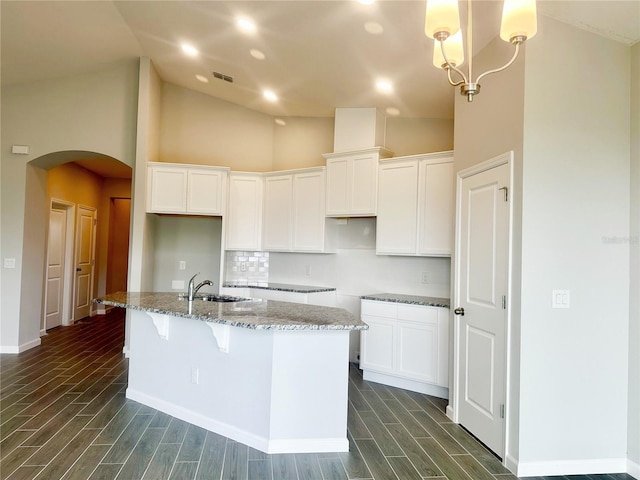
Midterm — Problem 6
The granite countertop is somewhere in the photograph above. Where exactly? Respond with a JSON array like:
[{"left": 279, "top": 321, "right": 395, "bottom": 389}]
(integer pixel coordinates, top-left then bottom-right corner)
[
  {"left": 361, "top": 293, "right": 450, "bottom": 308},
  {"left": 223, "top": 282, "right": 336, "bottom": 294},
  {"left": 96, "top": 292, "right": 364, "bottom": 331}
]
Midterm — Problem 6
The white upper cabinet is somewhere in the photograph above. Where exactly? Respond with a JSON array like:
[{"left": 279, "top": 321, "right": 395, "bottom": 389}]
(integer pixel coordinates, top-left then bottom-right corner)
[
  {"left": 376, "top": 151, "right": 454, "bottom": 256},
  {"left": 147, "top": 162, "right": 228, "bottom": 215},
  {"left": 323, "top": 147, "right": 393, "bottom": 217},
  {"left": 263, "top": 174, "right": 294, "bottom": 251},
  {"left": 376, "top": 160, "right": 419, "bottom": 254},
  {"left": 418, "top": 158, "right": 454, "bottom": 255},
  {"left": 263, "top": 167, "right": 336, "bottom": 253},
  {"left": 225, "top": 172, "right": 263, "bottom": 251}
]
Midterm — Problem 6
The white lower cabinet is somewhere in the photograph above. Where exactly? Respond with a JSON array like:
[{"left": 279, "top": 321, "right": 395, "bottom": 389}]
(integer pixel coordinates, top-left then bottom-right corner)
[{"left": 360, "top": 299, "right": 449, "bottom": 398}]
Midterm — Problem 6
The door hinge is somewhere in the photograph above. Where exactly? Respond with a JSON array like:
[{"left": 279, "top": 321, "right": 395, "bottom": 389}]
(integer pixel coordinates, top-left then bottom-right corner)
[
  {"left": 500, "top": 404, "right": 505, "bottom": 419},
  {"left": 499, "top": 186, "right": 508, "bottom": 202},
  {"left": 502, "top": 295, "right": 507, "bottom": 309}
]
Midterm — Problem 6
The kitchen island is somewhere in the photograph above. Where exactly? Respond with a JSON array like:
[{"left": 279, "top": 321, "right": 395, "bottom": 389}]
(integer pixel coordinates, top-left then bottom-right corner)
[{"left": 96, "top": 292, "right": 367, "bottom": 454}]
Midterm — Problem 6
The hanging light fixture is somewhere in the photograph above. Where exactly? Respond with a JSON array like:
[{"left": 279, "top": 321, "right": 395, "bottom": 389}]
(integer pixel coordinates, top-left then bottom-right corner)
[{"left": 425, "top": 0, "right": 537, "bottom": 102}]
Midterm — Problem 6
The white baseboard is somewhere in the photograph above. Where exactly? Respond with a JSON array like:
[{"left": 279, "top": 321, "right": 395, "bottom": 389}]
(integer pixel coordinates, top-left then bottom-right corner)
[
  {"left": 363, "top": 370, "right": 449, "bottom": 399},
  {"left": 505, "top": 454, "right": 519, "bottom": 475},
  {"left": 516, "top": 457, "right": 628, "bottom": 477},
  {"left": 446, "top": 405, "right": 455, "bottom": 421},
  {"left": 0, "top": 337, "right": 42, "bottom": 354},
  {"left": 628, "top": 458, "right": 640, "bottom": 479},
  {"left": 126, "top": 388, "right": 348, "bottom": 454}
]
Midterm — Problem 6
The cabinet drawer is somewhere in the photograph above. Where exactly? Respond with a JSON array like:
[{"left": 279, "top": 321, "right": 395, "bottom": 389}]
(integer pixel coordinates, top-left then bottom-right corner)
[
  {"left": 397, "top": 304, "right": 438, "bottom": 324},
  {"left": 361, "top": 300, "right": 396, "bottom": 318}
]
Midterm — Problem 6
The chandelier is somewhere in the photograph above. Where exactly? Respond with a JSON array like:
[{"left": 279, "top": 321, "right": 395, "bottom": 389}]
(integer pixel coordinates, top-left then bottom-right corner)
[{"left": 425, "top": 0, "right": 537, "bottom": 101}]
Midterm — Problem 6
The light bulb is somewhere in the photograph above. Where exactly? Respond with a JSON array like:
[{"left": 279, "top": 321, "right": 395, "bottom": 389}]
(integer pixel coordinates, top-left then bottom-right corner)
[
  {"left": 424, "top": 0, "right": 460, "bottom": 39},
  {"left": 500, "top": 0, "right": 537, "bottom": 42},
  {"left": 432, "top": 30, "right": 464, "bottom": 68}
]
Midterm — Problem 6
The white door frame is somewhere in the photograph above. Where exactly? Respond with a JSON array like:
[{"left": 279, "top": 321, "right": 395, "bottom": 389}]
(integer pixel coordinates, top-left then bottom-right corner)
[
  {"left": 42, "top": 199, "right": 76, "bottom": 334},
  {"left": 451, "top": 151, "right": 514, "bottom": 462}
]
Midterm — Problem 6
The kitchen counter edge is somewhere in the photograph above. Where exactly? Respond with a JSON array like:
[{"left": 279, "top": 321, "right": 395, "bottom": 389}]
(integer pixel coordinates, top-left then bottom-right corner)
[
  {"left": 95, "top": 292, "right": 366, "bottom": 331},
  {"left": 361, "top": 293, "right": 450, "bottom": 309}
]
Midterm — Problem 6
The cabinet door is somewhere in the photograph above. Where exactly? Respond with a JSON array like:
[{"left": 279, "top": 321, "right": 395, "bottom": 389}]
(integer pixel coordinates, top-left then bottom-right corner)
[
  {"left": 397, "top": 321, "right": 439, "bottom": 384},
  {"left": 187, "top": 169, "right": 226, "bottom": 214},
  {"left": 350, "top": 154, "right": 378, "bottom": 215},
  {"left": 376, "top": 161, "right": 419, "bottom": 255},
  {"left": 325, "top": 158, "right": 349, "bottom": 216},
  {"left": 226, "top": 174, "right": 263, "bottom": 250},
  {"left": 263, "top": 175, "right": 293, "bottom": 251},
  {"left": 418, "top": 160, "right": 454, "bottom": 255},
  {"left": 360, "top": 316, "right": 395, "bottom": 374},
  {"left": 293, "top": 171, "right": 325, "bottom": 252},
  {"left": 148, "top": 166, "right": 187, "bottom": 213}
]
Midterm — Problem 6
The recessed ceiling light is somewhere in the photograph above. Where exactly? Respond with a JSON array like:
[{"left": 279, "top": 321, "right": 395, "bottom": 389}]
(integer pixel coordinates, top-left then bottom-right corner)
[
  {"left": 237, "top": 17, "right": 257, "bottom": 34},
  {"left": 364, "top": 22, "right": 384, "bottom": 35},
  {"left": 274, "top": 118, "right": 286, "bottom": 126},
  {"left": 181, "top": 43, "right": 199, "bottom": 57},
  {"left": 376, "top": 79, "right": 393, "bottom": 94},
  {"left": 386, "top": 107, "right": 400, "bottom": 116},
  {"left": 263, "top": 89, "right": 278, "bottom": 102},
  {"left": 195, "top": 74, "right": 209, "bottom": 83},
  {"left": 250, "top": 49, "right": 266, "bottom": 60}
]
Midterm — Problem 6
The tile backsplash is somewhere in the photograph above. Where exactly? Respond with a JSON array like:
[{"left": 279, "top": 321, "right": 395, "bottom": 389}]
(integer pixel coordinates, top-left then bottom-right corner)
[{"left": 225, "top": 251, "right": 269, "bottom": 283}]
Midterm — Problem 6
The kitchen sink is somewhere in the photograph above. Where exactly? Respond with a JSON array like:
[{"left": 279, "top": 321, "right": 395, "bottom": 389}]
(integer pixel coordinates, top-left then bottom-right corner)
[
  {"left": 179, "top": 293, "right": 251, "bottom": 303},
  {"left": 202, "top": 294, "right": 251, "bottom": 303}
]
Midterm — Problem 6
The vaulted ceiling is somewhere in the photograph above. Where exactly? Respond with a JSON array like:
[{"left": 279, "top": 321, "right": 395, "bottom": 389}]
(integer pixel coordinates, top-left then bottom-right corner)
[{"left": 3, "top": 1, "right": 639, "bottom": 122}]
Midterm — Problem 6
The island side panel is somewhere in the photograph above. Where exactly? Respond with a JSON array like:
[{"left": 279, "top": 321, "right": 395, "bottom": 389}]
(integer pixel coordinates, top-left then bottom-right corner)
[
  {"left": 268, "top": 330, "right": 350, "bottom": 453},
  {"left": 126, "top": 310, "right": 275, "bottom": 449}
]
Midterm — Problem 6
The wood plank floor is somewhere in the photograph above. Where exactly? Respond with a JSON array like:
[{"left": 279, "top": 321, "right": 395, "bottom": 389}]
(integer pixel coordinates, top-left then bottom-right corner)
[{"left": 0, "top": 309, "right": 635, "bottom": 480}]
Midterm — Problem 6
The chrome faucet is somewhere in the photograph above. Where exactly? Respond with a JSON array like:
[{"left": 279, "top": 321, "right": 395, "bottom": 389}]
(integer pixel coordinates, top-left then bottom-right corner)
[{"left": 187, "top": 273, "right": 213, "bottom": 301}]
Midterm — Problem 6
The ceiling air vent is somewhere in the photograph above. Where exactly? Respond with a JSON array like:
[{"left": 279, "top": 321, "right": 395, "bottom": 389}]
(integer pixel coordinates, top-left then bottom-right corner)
[{"left": 212, "top": 71, "right": 234, "bottom": 83}]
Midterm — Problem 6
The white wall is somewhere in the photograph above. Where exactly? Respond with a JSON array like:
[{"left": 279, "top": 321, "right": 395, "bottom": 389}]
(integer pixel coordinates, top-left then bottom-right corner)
[
  {"left": 0, "top": 59, "right": 139, "bottom": 352},
  {"left": 518, "top": 17, "right": 630, "bottom": 472},
  {"left": 272, "top": 117, "right": 334, "bottom": 171},
  {"left": 159, "top": 83, "right": 275, "bottom": 171},
  {"left": 628, "top": 41, "right": 640, "bottom": 473},
  {"left": 151, "top": 216, "right": 222, "bottom": 294}
]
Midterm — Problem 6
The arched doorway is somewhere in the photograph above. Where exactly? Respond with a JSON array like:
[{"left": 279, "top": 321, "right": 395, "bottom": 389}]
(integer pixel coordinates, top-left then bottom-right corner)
[{"left": 29, "top": 151, "right": 132, "bottom": 331}]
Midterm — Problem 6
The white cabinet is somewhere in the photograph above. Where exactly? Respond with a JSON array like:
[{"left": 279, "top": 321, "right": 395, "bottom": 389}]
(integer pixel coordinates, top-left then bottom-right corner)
[
  {"left": 147, "top": 162, "right": 229, "bottom": 215},
  {"left": 360, "top": 299, "right": 449, "bottom": 398},
  {"left": 263, "top": 174, "right": 294, "bottom": 251},
  {"left": 323, "top": 147, "right": 392, "bottom": 217},
  {"left": 226, "top": 173, "right": 263, "bottom": 251},
  {"left": 376, "top": 152, "right": 453, "bottom": 256},
  {"left": 263, "top": 168, "right": 336, "bottom": 253}
]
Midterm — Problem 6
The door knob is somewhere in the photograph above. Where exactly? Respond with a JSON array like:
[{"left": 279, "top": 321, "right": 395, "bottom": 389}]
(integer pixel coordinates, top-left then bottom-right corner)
[{"left": 454, "top": 307, "right": 465, "bottom": 316}]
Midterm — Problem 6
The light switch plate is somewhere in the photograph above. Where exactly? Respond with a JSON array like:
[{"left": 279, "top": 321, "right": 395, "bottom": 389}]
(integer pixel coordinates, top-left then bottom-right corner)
[
  {"left": 552, "top": 289, "right": 570, "bottom": 309},
  {"left": 3, "top": 258, "right": 16, "bottom": 269},
  {"left": 172, "top": 280, "right": 185, "bottom": 290}
]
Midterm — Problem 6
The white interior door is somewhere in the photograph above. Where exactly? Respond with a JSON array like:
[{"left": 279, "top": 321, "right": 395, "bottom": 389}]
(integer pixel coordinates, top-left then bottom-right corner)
[
  {"left": 74, "top": 206, "right": 97, "bottom": 321},
  {"left": 45, "top": 207, "right": 67, "bottom": 329},
  {"left": 455, "top": 159, "right": 510, "bottom": 458}
]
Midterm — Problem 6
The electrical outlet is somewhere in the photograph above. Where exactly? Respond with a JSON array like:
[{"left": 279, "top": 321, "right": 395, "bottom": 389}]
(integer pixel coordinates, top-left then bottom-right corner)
[
  {"left": 179, "top": 261, "right": 186, "bottom": 270},
  {"left": 421, "top": 272, "right": 429, "bottom": 284},
  {"left": 240, "top": 262, "right": 247, "bottom": 272},
  {"left": 191, "top": 367, "right": 199, "bottom": 384}
]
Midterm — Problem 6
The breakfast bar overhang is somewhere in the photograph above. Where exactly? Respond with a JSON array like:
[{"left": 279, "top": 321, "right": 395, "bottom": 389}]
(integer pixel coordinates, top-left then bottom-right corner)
[{"left": 96, "top": 292, "right": 367, "bottom": 454}]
